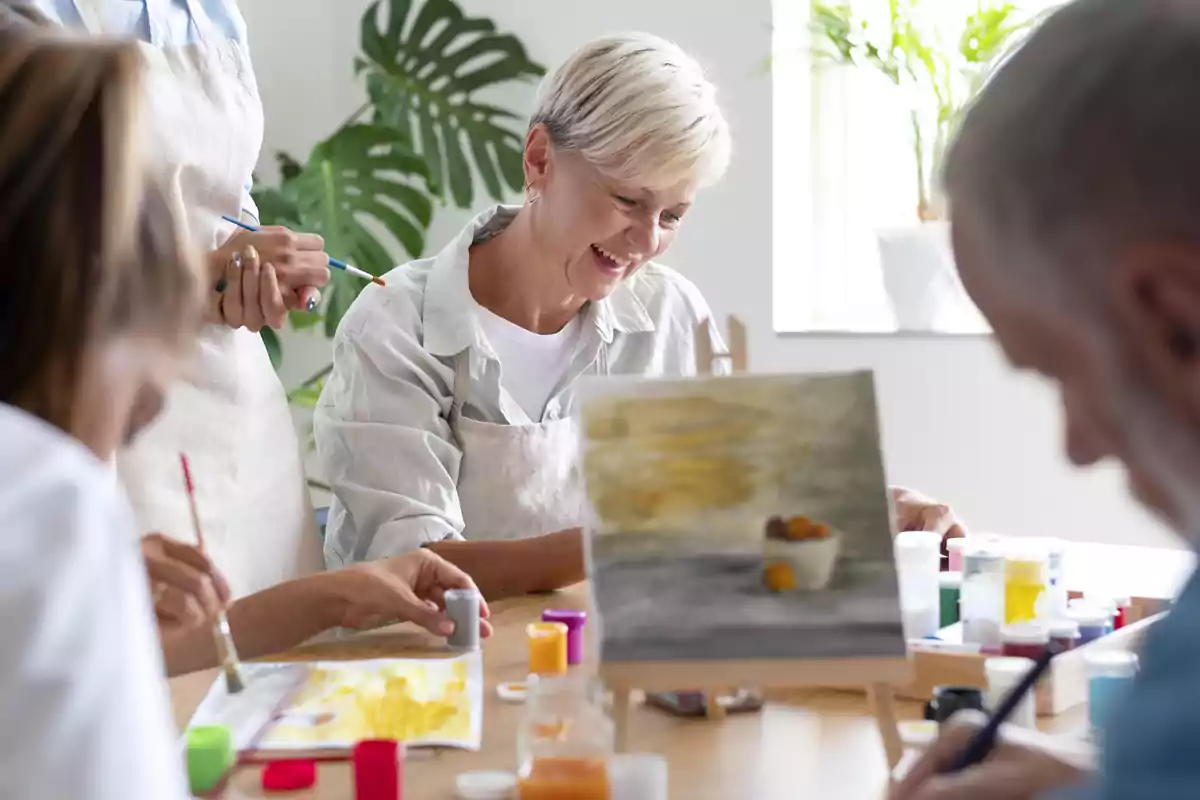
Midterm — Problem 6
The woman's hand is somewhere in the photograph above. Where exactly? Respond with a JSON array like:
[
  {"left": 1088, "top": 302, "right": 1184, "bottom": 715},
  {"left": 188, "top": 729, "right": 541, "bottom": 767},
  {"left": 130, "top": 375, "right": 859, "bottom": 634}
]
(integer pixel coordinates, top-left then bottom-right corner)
[
  {"left": 328, "top": 549, "right": 494, "bottom": 640},
  {"left": 141, "top": 533, "right": 232, "bottom": 637},
  {"left": 205, "top": 225, "right": 330, "bottom": 329},
  {"left": 889, "top": 711, "right": 1090, "bottom": 800}
]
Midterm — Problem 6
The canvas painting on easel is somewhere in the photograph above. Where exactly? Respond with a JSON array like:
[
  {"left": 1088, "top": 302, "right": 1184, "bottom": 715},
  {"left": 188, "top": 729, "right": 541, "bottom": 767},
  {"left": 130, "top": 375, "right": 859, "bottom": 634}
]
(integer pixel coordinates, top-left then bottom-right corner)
[{"left": 578, "top": 371, "right": 905, "bottom": 663}]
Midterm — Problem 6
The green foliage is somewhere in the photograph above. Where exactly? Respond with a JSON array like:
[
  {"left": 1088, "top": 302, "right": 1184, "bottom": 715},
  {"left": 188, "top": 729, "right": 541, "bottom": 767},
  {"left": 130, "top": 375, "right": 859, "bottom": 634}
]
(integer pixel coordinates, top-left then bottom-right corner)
[
  {"left": 357, "top": 0, "right": 544, "bottom": 207},
  {"left": 810, "top": 0, "right": 1038, "bottom": 219},
  {"left": 250, "top": 0, "right": 543, "bottom": 397}
]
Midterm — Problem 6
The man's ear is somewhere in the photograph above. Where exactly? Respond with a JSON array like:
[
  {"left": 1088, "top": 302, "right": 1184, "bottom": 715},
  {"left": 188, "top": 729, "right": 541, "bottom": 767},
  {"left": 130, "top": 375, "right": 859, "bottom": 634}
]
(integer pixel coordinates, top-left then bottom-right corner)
[{"left": 1112, "top": 242, "right": 1200, "bottom": 383}]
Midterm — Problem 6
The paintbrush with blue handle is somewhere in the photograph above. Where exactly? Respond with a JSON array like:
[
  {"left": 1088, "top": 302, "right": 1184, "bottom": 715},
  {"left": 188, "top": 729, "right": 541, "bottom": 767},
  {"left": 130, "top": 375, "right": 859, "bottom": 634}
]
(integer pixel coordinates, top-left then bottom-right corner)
[{"left": 221, "top": 215, "right": 386, "bottom": 287}]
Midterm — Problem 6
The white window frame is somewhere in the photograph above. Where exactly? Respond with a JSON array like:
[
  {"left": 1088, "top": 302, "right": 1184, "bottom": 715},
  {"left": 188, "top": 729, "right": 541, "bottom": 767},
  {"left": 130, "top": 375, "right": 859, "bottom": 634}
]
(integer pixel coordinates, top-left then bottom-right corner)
[{"left": 772, "top": 0, "right": 1060, "bottom": 335}]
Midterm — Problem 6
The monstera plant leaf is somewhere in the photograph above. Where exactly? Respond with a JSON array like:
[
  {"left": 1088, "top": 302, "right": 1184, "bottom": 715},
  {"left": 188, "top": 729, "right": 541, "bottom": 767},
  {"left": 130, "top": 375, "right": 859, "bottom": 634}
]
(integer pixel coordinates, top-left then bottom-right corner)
[
  {"left": 252, "top": 123, "right": 432, "bottom": 341},
  {"left": 356, "top": 0, "right": 545, "bottom": 207}
]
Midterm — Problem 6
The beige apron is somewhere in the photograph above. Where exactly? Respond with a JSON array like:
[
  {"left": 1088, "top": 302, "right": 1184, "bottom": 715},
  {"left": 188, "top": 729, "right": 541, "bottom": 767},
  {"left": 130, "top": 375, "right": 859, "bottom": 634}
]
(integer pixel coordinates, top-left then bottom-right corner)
[
  {"left": 449, "top": 343, "right": 608, "bottom": 539},
  {"left": 79, "top": 0, "right": 323, "bottom": 598}
]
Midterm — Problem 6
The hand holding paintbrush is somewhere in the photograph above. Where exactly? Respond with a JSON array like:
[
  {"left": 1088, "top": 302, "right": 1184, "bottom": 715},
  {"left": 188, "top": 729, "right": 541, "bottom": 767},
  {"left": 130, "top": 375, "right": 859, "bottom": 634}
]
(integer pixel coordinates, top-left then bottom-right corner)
[{"left": 179, "top": 454, "right": 245, "bottom": 694}]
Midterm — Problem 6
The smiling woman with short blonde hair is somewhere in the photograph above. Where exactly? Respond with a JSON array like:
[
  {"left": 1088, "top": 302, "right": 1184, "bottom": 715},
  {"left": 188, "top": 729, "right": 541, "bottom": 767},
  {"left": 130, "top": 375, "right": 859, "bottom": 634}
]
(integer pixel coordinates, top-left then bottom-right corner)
[{"left": 315, "top": 31, "right": 966, "bottom": 599}]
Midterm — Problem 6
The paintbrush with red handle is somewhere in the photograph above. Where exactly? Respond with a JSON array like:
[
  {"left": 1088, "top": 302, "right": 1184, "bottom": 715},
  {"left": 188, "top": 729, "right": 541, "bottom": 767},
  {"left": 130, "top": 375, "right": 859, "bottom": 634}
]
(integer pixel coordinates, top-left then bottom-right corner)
[{"left": 180, "top": 454, "right": 244, "bottom": 694}]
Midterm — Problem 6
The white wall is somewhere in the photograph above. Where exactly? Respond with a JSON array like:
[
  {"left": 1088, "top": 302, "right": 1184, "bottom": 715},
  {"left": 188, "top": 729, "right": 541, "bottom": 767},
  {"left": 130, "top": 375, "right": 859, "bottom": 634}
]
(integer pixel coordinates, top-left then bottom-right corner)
[{"left": 241, "top": 0, "right": 1178, "bottom": 550}]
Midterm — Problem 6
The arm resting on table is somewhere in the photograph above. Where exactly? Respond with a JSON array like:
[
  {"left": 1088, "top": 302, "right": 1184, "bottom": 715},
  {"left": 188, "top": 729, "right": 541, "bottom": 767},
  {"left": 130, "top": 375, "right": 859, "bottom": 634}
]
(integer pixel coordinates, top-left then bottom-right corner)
[
  {"left": 426, "top": 528, "right": 585, "bottom": 600},
  {"left": 160, "top": 572, "right": 344, "bottom": 677}
]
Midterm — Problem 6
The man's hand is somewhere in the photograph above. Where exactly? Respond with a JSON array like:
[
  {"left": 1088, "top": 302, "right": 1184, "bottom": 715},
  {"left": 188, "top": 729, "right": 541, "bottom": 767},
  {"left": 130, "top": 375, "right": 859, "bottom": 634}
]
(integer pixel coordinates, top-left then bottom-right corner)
[
  {"left": 329, "top": 549, "right": 494, "bottom": 640},
  {"left": 890, "top": 711, "right": 1090, "bottom": 800},
  {"left": 141, "top": 533, "right": 231, "bottom": 636}
]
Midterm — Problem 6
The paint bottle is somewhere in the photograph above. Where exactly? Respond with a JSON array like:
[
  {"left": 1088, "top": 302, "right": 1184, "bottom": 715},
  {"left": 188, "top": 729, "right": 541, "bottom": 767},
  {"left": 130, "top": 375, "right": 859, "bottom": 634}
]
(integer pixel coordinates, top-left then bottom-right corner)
[
  {"left": 896, "top": 531, "right": 943, "bottom": 640},
  {"left": 1001, "top": 621, "right": 1050, "bottom": 660},
  {"left": 1048, "top": 619, "right": 1080, "bottom": 653},
  {"left": 517, "top": 674, "right": 613, "bottom": 800},
  {"left": 608, "top": 754, "right": 669, "bottom": 800},
  {"left": 445, "top": 588, "right": 481, "bottom": 650},
  {"left": 984, "top": 657, "right": 1039, "bottom": 729},
  {"left": 186, "top": 725, "right": 234, "bottom": 796},
  {"left": 924, "top": 685, "right": 986, "bottom": 725},
  {"left": 541, "top": 609, "right": 587, "bottom": 666},
  {"left": 527, "top": 622, "right": 569, "bottom": 678},
  {"left": 1040, "top": 538, "right": 1068, "bottom": 621},
  {"left": 1004, "top": 542, "right": 1049, "bottom": 624},
  {"left": 946, "top": 537, "right": 970, "bottom": 573},
  {"left": 1082, "top": 593, "right": 1118, "bottom": 634},
  {"left": 939, "top": 571, "right": 962, "bottom": 628},
  {"left": 960, "top": 547, "right": 1006, "bottom": 650},
  {"left": 1066, "top": 604, "right": 1109, "bottom": 645},
  {"left": 1085, "top": 651, "right": 1138, "bottom": 742},
  {"left": 1112, "top": 597, "right": 1132, "bottom": 630}
]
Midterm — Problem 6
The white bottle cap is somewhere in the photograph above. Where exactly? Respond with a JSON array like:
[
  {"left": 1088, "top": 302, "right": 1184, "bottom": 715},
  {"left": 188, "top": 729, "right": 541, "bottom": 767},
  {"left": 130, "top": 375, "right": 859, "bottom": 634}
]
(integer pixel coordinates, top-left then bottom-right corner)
[
  {"left": 455, "top": 770, "right": 517, "bottom": 799},
  {"left": 609, "top": 753, "right": 669, "bottom": 800}
]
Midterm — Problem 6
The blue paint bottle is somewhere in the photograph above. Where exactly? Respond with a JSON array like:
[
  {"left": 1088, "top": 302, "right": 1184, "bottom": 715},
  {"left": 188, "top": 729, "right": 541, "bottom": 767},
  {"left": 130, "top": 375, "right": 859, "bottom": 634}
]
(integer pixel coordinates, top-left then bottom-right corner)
[{"left": 1085, "top": 650, "right": 1138, "bottom": 742}]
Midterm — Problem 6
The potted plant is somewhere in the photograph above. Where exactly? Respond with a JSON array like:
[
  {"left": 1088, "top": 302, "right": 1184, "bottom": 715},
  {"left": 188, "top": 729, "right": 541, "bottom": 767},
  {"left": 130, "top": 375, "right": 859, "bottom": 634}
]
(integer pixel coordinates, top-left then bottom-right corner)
[
  {"left": 810, "top": 1, "right": 1039, "bottom": 330},
  {"left": 253, "top": 0, "right": 545, "bottom": 415}
]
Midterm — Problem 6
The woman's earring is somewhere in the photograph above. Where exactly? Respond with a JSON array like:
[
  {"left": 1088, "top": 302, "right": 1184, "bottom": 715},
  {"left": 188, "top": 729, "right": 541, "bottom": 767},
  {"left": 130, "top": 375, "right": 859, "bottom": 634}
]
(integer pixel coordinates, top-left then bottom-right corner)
[{"left": 525, "top": 182, "right": 541, "bottom": 205}]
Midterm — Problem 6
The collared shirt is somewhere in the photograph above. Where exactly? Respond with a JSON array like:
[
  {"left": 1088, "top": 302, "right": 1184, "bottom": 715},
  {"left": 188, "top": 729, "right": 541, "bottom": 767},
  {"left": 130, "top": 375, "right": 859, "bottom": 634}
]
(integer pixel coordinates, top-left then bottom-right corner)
[
  {"left": 315, "top": 204, "right": 725, "bottom": 565},
  {"left": 17, "top": 0, "right": 258, "bottom": 220}
]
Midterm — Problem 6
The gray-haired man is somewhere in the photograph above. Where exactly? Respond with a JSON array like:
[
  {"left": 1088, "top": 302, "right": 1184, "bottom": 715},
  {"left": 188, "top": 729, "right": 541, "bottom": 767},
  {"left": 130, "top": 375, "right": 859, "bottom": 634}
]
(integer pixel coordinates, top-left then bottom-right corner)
[{"left": 894, "top": 1, "right": 1200, "bottom": 798}]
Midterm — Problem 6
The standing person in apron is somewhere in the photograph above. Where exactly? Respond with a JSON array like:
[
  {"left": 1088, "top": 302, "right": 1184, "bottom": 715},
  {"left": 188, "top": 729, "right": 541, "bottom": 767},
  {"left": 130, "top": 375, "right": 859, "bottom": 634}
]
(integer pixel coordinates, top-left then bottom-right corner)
[
  {"left": 12, "top": 0, "right": 491, "bottom": 677},
  {"left": 316, "top": 32, "right": 967, "bottom": 599}
]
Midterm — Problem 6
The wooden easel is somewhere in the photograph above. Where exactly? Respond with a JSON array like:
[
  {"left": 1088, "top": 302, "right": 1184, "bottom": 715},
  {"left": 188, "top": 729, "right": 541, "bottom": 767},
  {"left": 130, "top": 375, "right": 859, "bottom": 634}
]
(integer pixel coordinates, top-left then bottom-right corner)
[{"left": 598, "top": 315, "right": 908, "bottom": 771}]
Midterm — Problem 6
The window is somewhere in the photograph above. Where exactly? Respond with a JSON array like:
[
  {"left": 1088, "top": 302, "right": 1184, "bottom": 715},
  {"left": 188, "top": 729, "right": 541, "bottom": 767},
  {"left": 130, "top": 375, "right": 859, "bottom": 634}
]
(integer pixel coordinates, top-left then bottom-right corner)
[{"left": 772, "top": 0, "right": 1063, "bottom": 334}]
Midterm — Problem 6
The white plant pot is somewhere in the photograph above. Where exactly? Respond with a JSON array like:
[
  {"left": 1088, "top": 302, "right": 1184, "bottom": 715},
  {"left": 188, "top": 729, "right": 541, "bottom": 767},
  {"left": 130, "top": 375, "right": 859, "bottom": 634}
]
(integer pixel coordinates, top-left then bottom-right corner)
[
  {"left": 764, "top": 533, "right": 841, "bottom": 591},
  {"left": 877, "top": 221, "right": 965, "bottom": 332}
]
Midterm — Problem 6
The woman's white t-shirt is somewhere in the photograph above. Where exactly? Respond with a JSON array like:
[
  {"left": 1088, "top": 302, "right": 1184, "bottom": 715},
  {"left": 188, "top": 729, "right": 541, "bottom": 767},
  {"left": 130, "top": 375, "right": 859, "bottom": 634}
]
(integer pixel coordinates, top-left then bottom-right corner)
[
  {"left": 0, "top": 404, "right": 187, "bottom": 800},
  {"left": 475, "top": 304, "right": 584, "bottom": 422}
]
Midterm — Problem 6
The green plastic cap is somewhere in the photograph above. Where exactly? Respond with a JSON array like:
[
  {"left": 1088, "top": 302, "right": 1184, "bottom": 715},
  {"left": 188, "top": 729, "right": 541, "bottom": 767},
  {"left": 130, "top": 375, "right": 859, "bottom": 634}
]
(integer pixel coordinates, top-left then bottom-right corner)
[{"left": 187, "top": 725, "right": 234, "bottom": 795}]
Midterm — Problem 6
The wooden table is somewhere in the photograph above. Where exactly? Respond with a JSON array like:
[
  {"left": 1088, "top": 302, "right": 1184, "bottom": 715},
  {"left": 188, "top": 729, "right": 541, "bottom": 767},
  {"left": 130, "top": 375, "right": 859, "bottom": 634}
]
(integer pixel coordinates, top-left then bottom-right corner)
[{"left": 171, "top": 588, "right": 929, "bottom": 799}]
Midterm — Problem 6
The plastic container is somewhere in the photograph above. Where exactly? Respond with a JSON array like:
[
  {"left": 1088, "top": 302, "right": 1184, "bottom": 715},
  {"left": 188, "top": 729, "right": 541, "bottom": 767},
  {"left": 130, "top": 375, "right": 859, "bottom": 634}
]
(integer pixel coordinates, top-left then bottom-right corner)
[
  {"left": 939, "top": 571, "right": 962, "bottom": 627},
  {"left": 1001, "top": 622, "right": 1049, "bottom": 660},
  {"left": 1048, "top": 619, "right": 1080, "bottom": 653},
  {"left": 1113, "top": 597, "right": 1132, "bottom": 630},
  {"left": 517, "top": 674, "right": 613, "bottom": 800},
  {"left": 960, "top": 547, "right": 1006, "bottom": 649},
  {"left": 984, "top": 657, "right": 1038, "bottom": 729},
  {"left": 924, "top": 685, "right": 985, "bottom": 725},
  {"left": 1083, "top": 593, "right": 1118, "bottom": 634},
  {"left": 946, "top": 537, "right": 970, "bottom": 572},
  {"left": 1067, "top": 604, "right": 1110, "bottom": 645},
  {"left": 1039, "top": 539, "right": 1068, "bottom": 621},
  {"left": 446, "top": 588, "right": 481, "bottom": 650},
  {"left": 542, "top": 610, "right": 587, "bottom": 666},
  {"left": 186, "top": 726, "right": 234, "bottom": 796},
  {"left": 608, "top": 754, "right": 668, "bottom": 800},
  {"left": 527, "top": 622, "right": 569, "bottom": 678},
  {"left": 1085, "top": 651, "right": 1138, "bottom": 739},
  {"left": 896, "top": 531, "right": 943, "bottom": 640},
  {"left": 1004, "top": 543, "right": 1049, "bottom": 624}
]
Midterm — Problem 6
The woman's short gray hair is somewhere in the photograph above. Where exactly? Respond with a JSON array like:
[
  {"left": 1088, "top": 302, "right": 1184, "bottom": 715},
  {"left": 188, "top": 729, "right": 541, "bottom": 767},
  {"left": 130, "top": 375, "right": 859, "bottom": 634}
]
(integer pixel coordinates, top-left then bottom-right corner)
[
  {"left": 530, "top": 32, "right": 732, "bottom": 192},
  {"left": 943, "top": 0, "right": 1200, "bottom": 259}
]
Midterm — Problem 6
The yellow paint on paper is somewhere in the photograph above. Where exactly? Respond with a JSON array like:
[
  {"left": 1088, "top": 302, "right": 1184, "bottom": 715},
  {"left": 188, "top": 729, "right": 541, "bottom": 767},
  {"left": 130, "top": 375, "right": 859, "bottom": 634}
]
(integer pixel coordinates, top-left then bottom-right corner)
[{"left": 259, "top": 657, "right": 477, "bottom": 748}]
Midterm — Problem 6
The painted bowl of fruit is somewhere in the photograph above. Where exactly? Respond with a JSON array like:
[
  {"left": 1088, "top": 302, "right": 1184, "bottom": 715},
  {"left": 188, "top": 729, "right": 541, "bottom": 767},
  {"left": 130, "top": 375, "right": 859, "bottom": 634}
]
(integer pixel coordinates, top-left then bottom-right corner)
[{"left": 762, "top": 515, "right": 841, "bottom": 592}]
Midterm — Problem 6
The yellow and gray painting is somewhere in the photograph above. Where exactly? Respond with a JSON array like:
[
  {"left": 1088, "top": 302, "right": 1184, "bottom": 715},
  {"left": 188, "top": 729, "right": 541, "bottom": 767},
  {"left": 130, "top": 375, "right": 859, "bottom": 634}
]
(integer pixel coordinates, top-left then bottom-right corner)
[{"left": 579, "top": 371, "right": 906, "bottom": 662}]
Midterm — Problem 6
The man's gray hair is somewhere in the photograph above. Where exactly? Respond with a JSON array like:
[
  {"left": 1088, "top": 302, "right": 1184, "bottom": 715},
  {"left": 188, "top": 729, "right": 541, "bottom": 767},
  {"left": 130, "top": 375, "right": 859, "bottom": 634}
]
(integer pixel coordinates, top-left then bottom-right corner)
[{"left": 943, "top": 0, "right": 1200, "bottom": 258}]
